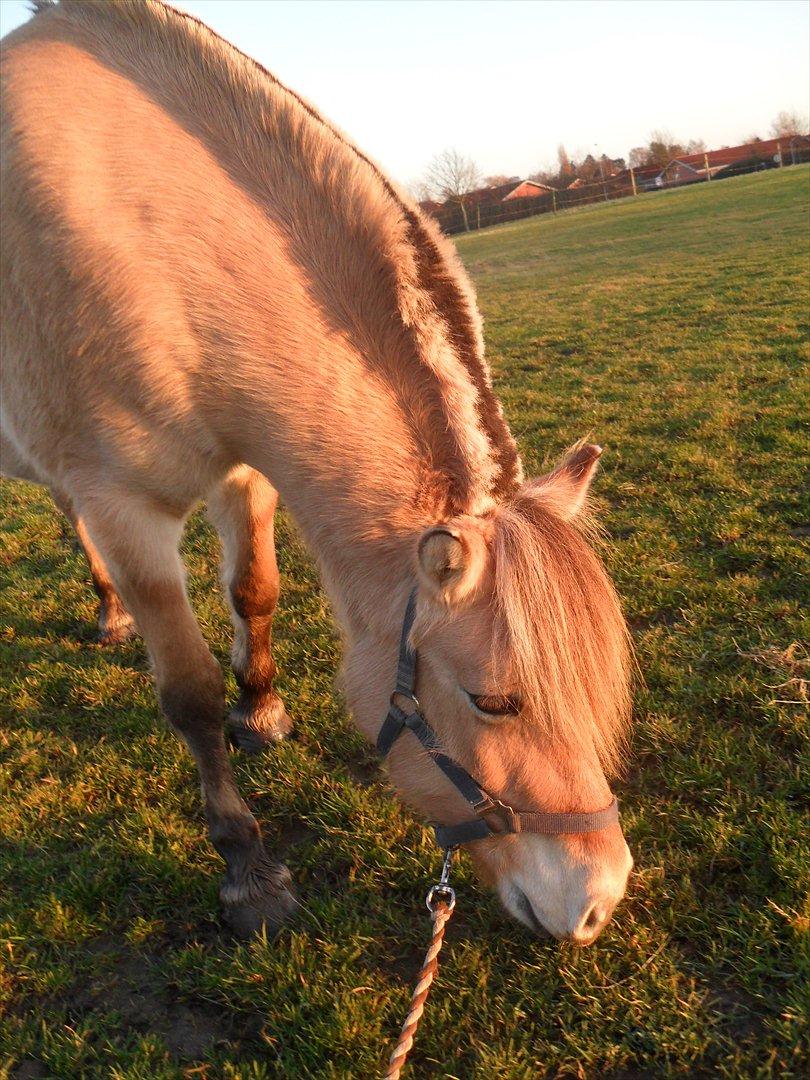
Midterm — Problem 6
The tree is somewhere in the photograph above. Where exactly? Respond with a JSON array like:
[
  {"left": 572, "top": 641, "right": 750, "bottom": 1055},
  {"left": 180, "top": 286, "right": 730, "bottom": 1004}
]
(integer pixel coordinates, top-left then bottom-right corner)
[
  {"left": 529, "top": 167, "right": 555, "bottom": 185},
  {"left": 628, "top": 146, "right": 649, "bottom": 168},
  {"left": 483, "top": 174, "right": 516, "bottom": 187},
  {"left": 647, "top": 130, "right": 684, "bottom": 168},
  {"left": 770, "top": 110, "right": 808, "bottom": 138},
  {"left": 423, "top": 149, "right": 482, "bottom": 231},
  {"left": 408, "top": 178, "right": 435, "bottom": 205},
  {"left": 685, "top": 138, "right": 706, "bottom": 155},
  {"left": 578, "top": 153, "right": 599, "bottom": 181},
  {"left": 599, "top": 153, "right": 624, "bottom": 177},
  {"left": 557, "top": 144, "right": 575, "bottom": 179}
]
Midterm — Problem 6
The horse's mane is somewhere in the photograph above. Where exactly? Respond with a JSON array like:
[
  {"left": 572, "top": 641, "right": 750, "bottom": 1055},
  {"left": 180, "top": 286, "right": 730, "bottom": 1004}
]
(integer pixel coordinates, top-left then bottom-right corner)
[
  {"left": 492, "top": 494, "right": 632, "bottom": 773},
  {"left": 35, "top": 0, "right": 522, "bottom": 515}
]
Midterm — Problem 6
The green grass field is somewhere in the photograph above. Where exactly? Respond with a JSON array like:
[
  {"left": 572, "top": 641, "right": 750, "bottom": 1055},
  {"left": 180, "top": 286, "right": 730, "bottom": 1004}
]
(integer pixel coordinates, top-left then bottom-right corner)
[{"left": 1, "top": 167, "right": 808, "bottom": 1079}]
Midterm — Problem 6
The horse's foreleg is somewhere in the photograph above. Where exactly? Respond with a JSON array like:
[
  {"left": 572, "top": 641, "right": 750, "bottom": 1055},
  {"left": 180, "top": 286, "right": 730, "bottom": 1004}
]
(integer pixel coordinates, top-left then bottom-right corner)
[
  {"left": 78, "top": 493, "right": 296, "bottom": 938},
  {"left": 51, "top": 487, "right": 136, "bottom": 644},
  {"left": 207, "top": 466, "right": 292, "bottom": 753}
]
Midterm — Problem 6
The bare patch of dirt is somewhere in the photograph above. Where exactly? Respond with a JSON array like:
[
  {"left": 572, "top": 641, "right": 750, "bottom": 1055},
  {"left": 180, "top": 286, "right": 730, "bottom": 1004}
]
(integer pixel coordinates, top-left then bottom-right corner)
[
  {"left": 12, "top": 1062, "right": 47, "bottom": 1080},
  {"left": 76, "top": 936, "right": 232, "bottom": 1059},
  {"left": 15, "top": 935, "right": 264, "bottom": 1065}
]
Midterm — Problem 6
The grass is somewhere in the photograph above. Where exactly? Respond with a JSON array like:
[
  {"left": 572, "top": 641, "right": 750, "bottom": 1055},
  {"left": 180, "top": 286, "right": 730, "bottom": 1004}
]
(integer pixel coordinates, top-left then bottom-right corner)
[{"left": 1, "top": 166, "right": 809, "bottom": 1078}]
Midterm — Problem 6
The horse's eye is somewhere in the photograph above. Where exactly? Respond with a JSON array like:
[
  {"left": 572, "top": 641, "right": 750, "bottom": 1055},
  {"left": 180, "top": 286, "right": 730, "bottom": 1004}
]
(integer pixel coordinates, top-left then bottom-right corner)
[{"left": 468, "top": 692, "right": 521, "bottom": 717}]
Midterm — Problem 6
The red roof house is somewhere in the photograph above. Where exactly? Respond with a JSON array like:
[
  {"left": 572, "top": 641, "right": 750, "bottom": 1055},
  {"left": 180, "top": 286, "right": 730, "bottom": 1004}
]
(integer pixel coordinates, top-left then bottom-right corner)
[
  {"left": 661, "top": 136, "right": 808, "bottom": 184},
  {"left": 502, "top": 179, "right": 556, "bottom": 201}
]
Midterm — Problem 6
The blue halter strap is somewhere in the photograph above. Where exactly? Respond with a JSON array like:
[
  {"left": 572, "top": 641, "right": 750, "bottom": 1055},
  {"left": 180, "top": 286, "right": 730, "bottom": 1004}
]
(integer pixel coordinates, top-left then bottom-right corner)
[{"left": 376, "top": 590, "right": 619, "bottom": 847}]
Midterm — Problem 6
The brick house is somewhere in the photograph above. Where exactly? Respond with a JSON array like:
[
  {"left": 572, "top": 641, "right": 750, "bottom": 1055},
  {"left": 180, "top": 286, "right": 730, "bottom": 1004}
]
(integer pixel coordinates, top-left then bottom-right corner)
[
  {"left": 502, "top": 179, "right": 556, "bottom": 201},
  {"left": 660, "top": 136, "right": 806, "bottom": 185}
]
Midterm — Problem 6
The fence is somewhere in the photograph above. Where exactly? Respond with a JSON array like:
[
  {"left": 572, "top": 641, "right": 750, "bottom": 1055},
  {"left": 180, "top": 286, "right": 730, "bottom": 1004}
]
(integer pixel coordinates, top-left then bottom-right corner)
[{"left": 428, "top": 136, "right": 810, "bottom": 236}]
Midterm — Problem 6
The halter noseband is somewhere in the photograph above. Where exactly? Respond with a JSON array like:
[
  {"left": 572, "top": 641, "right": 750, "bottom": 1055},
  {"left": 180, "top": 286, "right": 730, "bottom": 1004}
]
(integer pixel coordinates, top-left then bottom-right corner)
[{"left": 376, "top": 590, "right": 619, "bottom": 847}]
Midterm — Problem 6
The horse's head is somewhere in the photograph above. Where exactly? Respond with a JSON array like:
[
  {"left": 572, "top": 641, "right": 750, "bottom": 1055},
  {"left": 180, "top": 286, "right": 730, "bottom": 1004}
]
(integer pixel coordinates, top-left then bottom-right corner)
[{"left": 345, "top": 443, "right": 633, "bottom": 943}]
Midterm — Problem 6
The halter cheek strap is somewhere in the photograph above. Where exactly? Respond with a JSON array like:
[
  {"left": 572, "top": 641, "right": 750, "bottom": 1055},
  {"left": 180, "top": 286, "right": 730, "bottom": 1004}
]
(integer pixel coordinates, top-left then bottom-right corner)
[{"left": 376, "top": 590, "right": 619, "bottom": 847}]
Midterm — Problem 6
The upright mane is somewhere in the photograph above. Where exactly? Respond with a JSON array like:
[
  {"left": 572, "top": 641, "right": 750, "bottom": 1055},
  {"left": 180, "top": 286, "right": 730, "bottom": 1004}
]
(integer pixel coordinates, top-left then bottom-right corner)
[
  {"left": 492, "top": 494, "right": 632, "bottom": 773},
  {"left": 36, "top": 0, "right": 522, "bottom": 516}
]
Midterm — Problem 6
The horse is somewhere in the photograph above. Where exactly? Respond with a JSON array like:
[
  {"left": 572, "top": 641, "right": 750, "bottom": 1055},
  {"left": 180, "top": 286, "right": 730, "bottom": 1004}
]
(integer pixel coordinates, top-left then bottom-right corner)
[{"left": 1, "top": 0, "right": 633, "bottom": 943}]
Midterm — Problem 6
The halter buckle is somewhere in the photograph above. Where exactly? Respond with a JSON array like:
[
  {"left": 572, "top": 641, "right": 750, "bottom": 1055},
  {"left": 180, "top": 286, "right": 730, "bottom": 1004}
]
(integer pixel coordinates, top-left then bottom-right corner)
[
  {"left": 477, "top": 798, "right": 515, "bottom": 834},
  {"left": 390, "top": 689, "right": 420, "bottom": 715}
]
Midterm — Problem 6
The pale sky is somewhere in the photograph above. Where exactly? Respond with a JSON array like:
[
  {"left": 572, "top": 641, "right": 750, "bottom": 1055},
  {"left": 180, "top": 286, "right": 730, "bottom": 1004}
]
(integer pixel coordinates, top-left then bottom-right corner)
[{"left": 1, "top": 0, "right": 807, "bottom": 185}]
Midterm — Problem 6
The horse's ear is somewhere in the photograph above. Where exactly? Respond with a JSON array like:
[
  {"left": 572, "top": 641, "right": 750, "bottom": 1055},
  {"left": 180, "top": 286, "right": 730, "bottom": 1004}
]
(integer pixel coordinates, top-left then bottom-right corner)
[
  {"left": 417, "top": 520, "right": 489, "bottom": 605},
  {"left": 526, "top": 442, "right": 603, "bottom": 521}
]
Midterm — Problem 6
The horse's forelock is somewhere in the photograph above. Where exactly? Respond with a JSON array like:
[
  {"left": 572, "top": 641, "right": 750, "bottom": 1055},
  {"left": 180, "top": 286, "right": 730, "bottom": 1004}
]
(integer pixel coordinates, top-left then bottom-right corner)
[{"left": 491, "top": 497, "right": 632, "bottom": 774}]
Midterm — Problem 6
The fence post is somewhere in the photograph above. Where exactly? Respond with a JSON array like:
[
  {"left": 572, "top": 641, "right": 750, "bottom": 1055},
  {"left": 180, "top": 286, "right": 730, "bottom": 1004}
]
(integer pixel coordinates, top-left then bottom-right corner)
[
  {"left": 704, "top": 152, "right": 712, "bottom": 180},
  {"left": 552, "top": 189, "right": 557, "bottom": 213},
  {"left": 777, "top": 140, "right": 784, "bottom": 166},
  {"left": 630, "top": 167, "right": 637, "bottom": 196}
]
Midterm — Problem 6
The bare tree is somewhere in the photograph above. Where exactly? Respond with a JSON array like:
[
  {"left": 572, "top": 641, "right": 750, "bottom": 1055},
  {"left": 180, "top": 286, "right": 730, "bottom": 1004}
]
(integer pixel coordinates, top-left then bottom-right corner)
[
  {"left": 628, "top": 146, "right": 649, "bottom": 169},
  {"left": 423, "top": 149, "right": 482, "bottom": 231},
  {"left": 770, "top": 110, "right": 809, "bottom": 139},
  {"left": 408, "top": 178, "right": 436, "bottom": 205},
  {"left": 529, "top": 167, "right": 556, "bottom": 185}
]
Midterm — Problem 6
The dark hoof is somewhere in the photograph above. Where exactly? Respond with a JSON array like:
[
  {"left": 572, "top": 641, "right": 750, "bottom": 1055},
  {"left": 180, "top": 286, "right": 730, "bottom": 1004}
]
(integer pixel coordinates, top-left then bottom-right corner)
[
  {"left": 221, "top": 860, "right": 297, "bottom": 939},
  {"left": 228, "top": 695, "right": 292, "bottom": 754}
]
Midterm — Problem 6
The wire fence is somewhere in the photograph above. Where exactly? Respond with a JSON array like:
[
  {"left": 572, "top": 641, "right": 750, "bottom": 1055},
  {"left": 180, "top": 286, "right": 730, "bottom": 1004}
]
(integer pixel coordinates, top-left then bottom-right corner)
[{"left": 428, "top": 136, "right": 810, "bottom": 235}]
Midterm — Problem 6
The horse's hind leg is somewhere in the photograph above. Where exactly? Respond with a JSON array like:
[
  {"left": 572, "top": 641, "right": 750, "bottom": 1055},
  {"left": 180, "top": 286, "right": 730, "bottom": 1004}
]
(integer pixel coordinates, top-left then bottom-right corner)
[
  {"left": 78, "top": 491, "right": 296, "bottom": 938},
  {"left": 207, "top": 466, "right": 292, "bottom": 753},
  {"left": 0, "top": 432, "right": 134, "bottom": 645},
  {"left": 51, "top": 488, "right": 136, "bottom": 645}
]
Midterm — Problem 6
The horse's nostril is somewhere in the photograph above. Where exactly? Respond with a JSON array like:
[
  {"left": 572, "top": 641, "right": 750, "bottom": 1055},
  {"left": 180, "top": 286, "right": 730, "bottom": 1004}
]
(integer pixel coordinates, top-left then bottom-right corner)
[
  {"left": 512, "top": 889, "right": 553, "bottom": 937},
  {"left": 570, "top": 902, "right": 612, "bottom": 944},
  {"left": 583, "top": 904, "right": 605, "bottom": 932}
]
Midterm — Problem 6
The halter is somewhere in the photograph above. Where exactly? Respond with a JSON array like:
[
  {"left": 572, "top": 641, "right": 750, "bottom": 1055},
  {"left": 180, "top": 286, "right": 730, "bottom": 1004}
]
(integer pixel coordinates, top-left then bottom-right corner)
[{"left": 376, "top": 590, "right": 619, "bottom": 847}]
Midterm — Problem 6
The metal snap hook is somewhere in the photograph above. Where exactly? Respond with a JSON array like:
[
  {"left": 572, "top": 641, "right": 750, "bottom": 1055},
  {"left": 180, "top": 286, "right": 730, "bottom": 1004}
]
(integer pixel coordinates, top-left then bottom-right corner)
[
  {"left": 425, "top": 846, "right": 457, "bottom": 911},
  {"left": 426, "top": 884, "right": 456, "bottom": 912}
]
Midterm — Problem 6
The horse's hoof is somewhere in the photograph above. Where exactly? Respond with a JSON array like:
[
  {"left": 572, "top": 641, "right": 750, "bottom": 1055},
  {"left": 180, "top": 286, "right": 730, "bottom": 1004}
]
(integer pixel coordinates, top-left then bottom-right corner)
[
  {"left": 221, "top": 860, "right": 297, "bottom": 939},
  {"left": 98, "top": 613, "right": 137, "bottom": 646},
  {"left": 228, "top": 694, "right": 293, "bottom": 753}
]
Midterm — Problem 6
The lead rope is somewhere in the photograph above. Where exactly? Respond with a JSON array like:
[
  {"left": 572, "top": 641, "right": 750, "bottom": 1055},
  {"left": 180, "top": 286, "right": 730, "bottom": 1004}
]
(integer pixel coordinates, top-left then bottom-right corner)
[{"left": 383, "top": 848, "right": 457, "bottom": 1080}]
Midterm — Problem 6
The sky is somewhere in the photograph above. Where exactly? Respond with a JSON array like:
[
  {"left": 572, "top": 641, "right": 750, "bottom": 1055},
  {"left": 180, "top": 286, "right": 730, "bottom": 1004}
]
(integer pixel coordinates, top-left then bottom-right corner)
[{"left": 1, "top": 0, "right": 807, "bottom": 186}]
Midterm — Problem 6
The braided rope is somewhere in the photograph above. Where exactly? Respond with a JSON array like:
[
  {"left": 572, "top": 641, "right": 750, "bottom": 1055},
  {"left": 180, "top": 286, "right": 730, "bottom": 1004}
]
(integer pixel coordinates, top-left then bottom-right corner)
[{"left": 383, "top": 900, "right": 453, "bottom": 1079}]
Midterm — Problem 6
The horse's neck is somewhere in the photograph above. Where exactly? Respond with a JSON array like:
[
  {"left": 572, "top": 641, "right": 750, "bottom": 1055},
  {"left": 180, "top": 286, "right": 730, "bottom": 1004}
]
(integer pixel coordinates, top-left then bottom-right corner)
[{"left": 221, "top": 335, "right": 433, "bottom": 639}]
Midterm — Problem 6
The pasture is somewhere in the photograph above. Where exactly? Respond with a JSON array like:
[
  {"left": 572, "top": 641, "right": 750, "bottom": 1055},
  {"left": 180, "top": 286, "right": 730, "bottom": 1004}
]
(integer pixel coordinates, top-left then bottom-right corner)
[{"left": 1, "top": 165, "right": 808, "bottom": 1078}]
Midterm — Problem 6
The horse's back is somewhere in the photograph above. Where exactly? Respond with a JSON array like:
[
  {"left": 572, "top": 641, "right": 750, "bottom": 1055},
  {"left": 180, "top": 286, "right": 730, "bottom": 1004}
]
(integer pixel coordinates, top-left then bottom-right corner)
[{"left": 0, "top": 8, "right": 290, "bottom": 502}]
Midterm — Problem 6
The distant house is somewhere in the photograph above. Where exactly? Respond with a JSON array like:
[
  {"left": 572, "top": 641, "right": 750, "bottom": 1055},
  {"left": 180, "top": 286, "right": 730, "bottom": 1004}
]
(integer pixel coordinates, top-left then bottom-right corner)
[
  {"left": 418, "top": 180, "right": 519, "bottom": 231},
  {"left": 419, "top": 178, "right": 557, "bottom": 221},
  {"left": 611, "top": 163, "right": 664, "bottom": 191},
  {"left": 632, "top": 163, "right": 665, "bottom": 189},
  {"left": 466, "top": 181, "right": 521, "bottom": 207},
  {"left": 659, "top": 158, "right": 722, "bottom": 185},
  {"left": 502, "top": 179, "right": 556, "bottom": 201},
  {"left": 567, "top": 177, "right": 586, "bottom": 190},
  {"left": 660, "top": 136, "right": 804, "bottom": 185}
]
